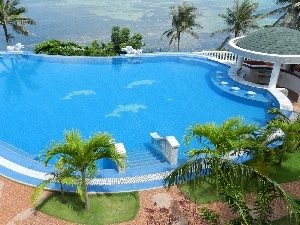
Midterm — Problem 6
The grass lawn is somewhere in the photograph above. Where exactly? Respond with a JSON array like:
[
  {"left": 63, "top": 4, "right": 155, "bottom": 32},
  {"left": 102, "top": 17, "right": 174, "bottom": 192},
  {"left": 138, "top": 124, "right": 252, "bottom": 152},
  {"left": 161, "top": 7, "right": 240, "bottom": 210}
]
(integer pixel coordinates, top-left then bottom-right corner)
[
  {"left": 272, "top": 215, "right": 297, "bottom": 225},
  {"left": 181, "top": 151, "right": 300, "bottom": 204},
  {"left": 37, "top": 191, "right": 139, "bottom": 225},
  {"left": 269, "top": 151, "right": 300, "bottom": 183},
  {"left": 180, "top": 151, "right": 300, "bottom": 224}
]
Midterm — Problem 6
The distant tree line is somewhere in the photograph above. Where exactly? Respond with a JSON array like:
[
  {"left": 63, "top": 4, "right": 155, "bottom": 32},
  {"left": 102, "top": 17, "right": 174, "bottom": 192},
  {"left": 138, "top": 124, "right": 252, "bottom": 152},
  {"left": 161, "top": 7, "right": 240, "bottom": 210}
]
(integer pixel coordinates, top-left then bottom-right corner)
[{"left": 34, "top": 26, "right": 144, "bottom": 56}]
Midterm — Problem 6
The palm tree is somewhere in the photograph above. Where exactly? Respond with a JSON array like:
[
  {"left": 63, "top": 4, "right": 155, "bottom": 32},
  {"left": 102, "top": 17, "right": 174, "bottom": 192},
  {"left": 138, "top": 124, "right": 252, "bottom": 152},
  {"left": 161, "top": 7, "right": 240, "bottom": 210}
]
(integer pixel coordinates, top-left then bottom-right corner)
[
  {"left": 164, "top": 117, "right": 300, "bottom": 224},
  {"left": 0, "top": 0, "right": 36, "bottom": 45},
  {"left": 211, "top": 0, "right": 263, "bottom": 50},
  {"left": 263, "top": 0, "right": 300, "bottom": 29},
  {"left": 43, "top": 129, "right": 125, "bottom": 210},
  {"left": 162, "top": 1, "right": 202, "bottom": 52},
  {"left": 183, "top": 117, "right": 266, "bottom": 161}
]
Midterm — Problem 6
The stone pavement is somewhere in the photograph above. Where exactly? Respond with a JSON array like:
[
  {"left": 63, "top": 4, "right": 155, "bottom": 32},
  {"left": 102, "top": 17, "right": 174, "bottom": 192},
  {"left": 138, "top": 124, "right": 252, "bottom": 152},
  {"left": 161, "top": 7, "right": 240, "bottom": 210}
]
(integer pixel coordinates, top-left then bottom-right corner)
[{"left": 1, "top": 175, "right": 300, "bottom": 225}]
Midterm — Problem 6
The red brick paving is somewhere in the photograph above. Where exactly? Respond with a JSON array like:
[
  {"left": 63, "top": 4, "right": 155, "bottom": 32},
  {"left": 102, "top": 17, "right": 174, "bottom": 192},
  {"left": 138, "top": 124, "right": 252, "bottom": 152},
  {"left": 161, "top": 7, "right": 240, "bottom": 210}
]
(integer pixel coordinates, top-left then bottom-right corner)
[{"left": 1, "top": 175, "right": 299, "bottom": 225}]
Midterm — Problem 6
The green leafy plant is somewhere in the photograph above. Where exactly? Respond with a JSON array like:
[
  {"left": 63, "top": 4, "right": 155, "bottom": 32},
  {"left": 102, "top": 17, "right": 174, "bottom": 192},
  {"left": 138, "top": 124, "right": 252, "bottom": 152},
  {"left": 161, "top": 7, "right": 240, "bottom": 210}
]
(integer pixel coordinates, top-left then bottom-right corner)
[
  {"left": 32, "top": 160, "right": 79, "bottom": 206},
  {"left": 164, "top": 117, "right": 300, "bottom": 224},
  {"left": 266, "top": 108, "right": 300, "bottom": 165},
  {"left": 111, "top": 26, "right": 145, "bottom": 54},
  {"left": 34, "top": 26, "right": 145, "bottom": 56},
  {"left": 211, "top": 0, "right": 264, "bottom": 50},
  {"left": 262, "top": 0, "right": 300, "bottom": 29},
  {"left": 199, "top": 207, "right": 221, "bottom": 225},
  {"left": 34, "top": 39, "right": 86, "bottom": 55},
  {"left": 0, "top": 0, "right": 36, "bottom": 45},
  {"left": 42, "top": 129, "right": 125, "bottom": 210},
  {"left": 162, "top": 1, "right": 202, "bottom": 51}
]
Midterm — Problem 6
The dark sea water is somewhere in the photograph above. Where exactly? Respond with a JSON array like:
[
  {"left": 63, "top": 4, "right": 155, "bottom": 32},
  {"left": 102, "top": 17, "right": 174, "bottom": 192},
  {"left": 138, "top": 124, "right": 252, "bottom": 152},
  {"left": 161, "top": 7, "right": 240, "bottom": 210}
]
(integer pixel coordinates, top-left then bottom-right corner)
[{"left": 1, "top": 0, "right": 276, "bottom": 52}]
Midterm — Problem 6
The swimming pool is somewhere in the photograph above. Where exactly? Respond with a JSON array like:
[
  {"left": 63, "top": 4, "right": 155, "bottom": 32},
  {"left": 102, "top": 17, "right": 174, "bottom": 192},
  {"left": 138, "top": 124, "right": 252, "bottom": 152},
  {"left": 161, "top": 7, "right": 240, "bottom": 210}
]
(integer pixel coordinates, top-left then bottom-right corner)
[{"left": 0, "top": 53, "right": 278, "bottom": 190}]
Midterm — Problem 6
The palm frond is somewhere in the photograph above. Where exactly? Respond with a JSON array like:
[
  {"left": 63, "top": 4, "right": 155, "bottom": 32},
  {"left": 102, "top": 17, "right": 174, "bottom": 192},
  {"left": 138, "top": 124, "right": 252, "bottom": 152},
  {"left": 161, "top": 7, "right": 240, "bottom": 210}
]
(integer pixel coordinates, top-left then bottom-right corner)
[
  {"left": 162, "top": 1, "right": 202, "bottom": 51},
  {"left": 268, "top": 107, "right": 291, "bottom": 122},
  {"left": 164, "top": 156, "right": 300, "bottom": 222},
  {"left": 32, "top": 179, "right": 53, "bottom": 206}
]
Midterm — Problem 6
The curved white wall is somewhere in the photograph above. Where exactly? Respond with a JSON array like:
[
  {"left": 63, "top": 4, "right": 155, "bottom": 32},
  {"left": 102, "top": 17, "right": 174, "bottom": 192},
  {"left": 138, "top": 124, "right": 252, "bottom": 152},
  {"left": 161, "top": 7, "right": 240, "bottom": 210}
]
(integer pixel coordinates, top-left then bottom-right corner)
[{"left": 278, "top": 72, "right": 300, "bottom": 102}]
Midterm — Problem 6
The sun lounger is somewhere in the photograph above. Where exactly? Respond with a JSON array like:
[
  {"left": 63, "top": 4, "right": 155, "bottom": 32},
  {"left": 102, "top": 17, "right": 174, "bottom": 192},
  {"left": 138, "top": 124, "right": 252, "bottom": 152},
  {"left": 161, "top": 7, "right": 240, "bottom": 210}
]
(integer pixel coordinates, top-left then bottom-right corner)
[
  {"left": 6, "top": 43, "right": 24, "bottom": 52},
  {"left": 121, "top": 46, "right": 142, "bottom": 56}
]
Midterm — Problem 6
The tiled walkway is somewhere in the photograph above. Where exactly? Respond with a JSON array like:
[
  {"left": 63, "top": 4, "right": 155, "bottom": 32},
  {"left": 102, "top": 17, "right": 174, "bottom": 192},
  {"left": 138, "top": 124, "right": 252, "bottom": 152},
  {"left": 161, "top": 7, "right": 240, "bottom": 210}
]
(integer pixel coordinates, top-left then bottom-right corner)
[{"left": 1, "top": 175, "right": 300, "bottom": 225}]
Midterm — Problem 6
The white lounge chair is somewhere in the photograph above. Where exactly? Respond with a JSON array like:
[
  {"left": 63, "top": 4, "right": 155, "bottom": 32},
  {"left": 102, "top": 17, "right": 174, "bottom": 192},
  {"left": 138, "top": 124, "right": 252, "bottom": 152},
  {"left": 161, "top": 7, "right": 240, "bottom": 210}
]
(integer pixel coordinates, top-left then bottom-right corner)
[
  {"left": 14, "top": 43, "right": 24, "bottom": 51},
  {"left": 6, "top": 45, "right": 15, "bottom": 51},
  {"left": 6, "top": 43, "right": 24, "bottom": 52},
  {"left": 121, "top": 46, "right": 142, "bottom": 56}
]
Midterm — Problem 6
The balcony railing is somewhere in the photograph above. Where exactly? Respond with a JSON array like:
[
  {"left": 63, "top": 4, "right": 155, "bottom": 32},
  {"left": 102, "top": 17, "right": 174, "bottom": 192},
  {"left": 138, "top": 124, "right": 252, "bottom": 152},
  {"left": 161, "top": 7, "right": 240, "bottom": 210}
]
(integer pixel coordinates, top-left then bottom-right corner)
[{"left": 194, "top": 51, "right": 238, "bottom": 63}]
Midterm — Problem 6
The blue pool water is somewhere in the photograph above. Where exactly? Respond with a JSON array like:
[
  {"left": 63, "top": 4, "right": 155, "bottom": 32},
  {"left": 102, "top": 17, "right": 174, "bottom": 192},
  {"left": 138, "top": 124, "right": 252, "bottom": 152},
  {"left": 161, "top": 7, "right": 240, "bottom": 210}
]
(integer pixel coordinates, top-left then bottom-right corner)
[{"left": 0, "top": 53, "right": 277, "bottom": 164}]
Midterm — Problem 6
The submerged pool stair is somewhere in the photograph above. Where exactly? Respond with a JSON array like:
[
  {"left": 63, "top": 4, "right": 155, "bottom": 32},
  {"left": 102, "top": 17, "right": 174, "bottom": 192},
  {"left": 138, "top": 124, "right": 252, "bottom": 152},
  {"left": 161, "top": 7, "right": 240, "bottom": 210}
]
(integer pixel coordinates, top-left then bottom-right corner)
[
  {"left": 126, "top": 148, "right": 168, "bottom": 169},
  {"left": 0, "top": 140, "right": 178, "bottom": 192}
]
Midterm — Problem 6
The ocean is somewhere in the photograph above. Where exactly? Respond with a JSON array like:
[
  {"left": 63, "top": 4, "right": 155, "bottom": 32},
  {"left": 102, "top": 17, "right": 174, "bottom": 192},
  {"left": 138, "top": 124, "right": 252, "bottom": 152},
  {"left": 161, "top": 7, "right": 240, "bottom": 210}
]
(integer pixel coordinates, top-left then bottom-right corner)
[{"left": 2, "top": 0, "right": 277, "bottom": 52}]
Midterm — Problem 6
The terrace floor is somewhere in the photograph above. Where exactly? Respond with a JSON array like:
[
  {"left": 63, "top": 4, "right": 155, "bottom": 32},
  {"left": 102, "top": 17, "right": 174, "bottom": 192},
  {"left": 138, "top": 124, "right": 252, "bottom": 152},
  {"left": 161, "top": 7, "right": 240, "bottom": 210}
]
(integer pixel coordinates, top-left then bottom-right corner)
[{"left": 1, "top": 175, "right": 300, "bottom": 224}]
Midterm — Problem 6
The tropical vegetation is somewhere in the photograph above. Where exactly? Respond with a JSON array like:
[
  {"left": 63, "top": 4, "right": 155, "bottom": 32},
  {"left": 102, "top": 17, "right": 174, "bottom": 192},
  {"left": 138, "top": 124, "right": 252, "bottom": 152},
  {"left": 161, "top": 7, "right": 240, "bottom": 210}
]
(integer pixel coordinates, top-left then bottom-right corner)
[
  {"left": 266, "top": 108, "right": 300, "bottom": 165},
  {"left": 111, "top": 26, "right": 144, "bottom": 53},
  {"left": 32, "top": 159, "right": 79, "bottom": 206},
  {"left": 264, "top": 0, "right": 300, "bottom": 30},
  {"left": 211, "top": 0, "right": 263, "bottom": 50},
  {"left": 164, "top": 116, "right": 300, "bottom": 224},
  {"left": 0, "top": 0, "right": 35, "bottom": 45},
  {"left": 34, "top": 26, "right": 144, "bottom": 56},
  {"left": 162, "top": 1, "right": 202, "bottom": 51},
  {"left": 36, "top": 129, "right": 125, "bottom": 210}
]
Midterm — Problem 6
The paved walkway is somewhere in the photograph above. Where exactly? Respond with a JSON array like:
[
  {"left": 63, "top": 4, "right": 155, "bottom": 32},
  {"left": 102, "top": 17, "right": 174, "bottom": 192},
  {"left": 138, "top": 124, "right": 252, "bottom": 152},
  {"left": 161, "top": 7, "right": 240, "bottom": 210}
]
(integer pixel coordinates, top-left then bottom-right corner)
[{"left": 1, "top": 175, "right": 300, "bottom": 224}]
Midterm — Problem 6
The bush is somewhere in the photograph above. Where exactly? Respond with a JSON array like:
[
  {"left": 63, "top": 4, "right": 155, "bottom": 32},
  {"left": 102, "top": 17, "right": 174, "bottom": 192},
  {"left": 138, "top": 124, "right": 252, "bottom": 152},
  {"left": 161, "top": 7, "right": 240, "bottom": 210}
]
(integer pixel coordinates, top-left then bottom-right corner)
[
  {"left": 199, "top": 207, "right": 221, "bottom": 225},
  {"left": 34, "top": 26, "right": 145, "bottom": 56},
  {"left": 34, "top": 39, "right": 86, "bottom": 56},
  {"left": 111, "top": 26, "right": 145, "bottom": 54}
]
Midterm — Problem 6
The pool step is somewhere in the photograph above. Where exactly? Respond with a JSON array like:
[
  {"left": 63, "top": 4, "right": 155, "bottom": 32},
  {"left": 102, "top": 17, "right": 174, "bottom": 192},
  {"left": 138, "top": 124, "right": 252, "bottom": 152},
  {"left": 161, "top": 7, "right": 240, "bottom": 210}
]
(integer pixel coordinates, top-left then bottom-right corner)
[
  {"left": 126, "top": 151, "right": 163, "bottom": 161},
  {"left": 126, "top": 148, "right": 168, "bottom": 169},
  {"left": 127, "top": 159, "right": 167, "bottom": 169}
]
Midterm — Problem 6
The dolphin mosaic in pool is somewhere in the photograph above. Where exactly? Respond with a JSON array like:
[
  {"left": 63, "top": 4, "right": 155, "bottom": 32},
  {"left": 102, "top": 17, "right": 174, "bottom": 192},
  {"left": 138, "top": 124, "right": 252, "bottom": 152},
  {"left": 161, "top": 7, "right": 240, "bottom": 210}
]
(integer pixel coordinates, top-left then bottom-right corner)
[
  {"left": 61, "top": 90, "right": 96, "bottom": 100},
  {"left": 127, "top": 80, "right": 156, "bottom": 88},
  {"left": 105, "top": 104, "right": 147, "bottom": 117}
]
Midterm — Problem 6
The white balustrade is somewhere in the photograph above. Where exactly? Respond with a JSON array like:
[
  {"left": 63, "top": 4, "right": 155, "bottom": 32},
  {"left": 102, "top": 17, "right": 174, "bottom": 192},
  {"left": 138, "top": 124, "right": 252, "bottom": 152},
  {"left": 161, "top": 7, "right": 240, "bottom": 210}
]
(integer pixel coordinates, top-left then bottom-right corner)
[
  {"left": 194, "top": 51, "right": 238, "bottom": 63},
  {"left": 150, "top": 132, "right": 179, "bottom": 165},
  {"left": 115, "top": 143, "right": 126, "bottom": 173}
]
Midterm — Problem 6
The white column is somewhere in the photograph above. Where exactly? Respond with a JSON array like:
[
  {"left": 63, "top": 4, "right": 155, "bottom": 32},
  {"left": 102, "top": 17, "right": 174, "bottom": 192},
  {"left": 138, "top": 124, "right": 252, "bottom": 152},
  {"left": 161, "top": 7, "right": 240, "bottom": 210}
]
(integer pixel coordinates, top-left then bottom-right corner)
[
  {"left": 115, "top": 143, "right": 126, "bottom": 173},
  {"left": 282, "top": 64, "right": 289, "bottom": 70},
  {"left": 236, "top": 56, "right": 244, "bottom": 70},
  {"left": 268, "top": 62, "right": 281, "bottom": 89}
]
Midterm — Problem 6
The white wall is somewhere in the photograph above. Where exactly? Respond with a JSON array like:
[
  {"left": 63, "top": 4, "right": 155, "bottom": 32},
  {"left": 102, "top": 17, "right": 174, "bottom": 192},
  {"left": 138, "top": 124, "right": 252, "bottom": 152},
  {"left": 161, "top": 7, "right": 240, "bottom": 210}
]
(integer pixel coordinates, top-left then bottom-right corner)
[{"left": 278, "top": 72, "right": 300, "bottom": 95}]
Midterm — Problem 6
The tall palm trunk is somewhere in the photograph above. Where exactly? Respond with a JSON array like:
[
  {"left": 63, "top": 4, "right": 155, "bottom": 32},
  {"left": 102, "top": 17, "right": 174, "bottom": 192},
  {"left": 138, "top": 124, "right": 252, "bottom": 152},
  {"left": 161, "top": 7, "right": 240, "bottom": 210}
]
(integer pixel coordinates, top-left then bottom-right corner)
[
  {"left": 234, "top": 27, "right": 240, "bottom": 38},
  {"left": 2, "top": 23, "right": 10, "bottom": 45},
  {"left": 278, "top": 150, "right": 284, "bottom": 165},
  {"left": 177, "top": 32, "right": 181, "bottom": 52},
  {"left": 81, "top": 170, "right": 90, "bottom": 210}
]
